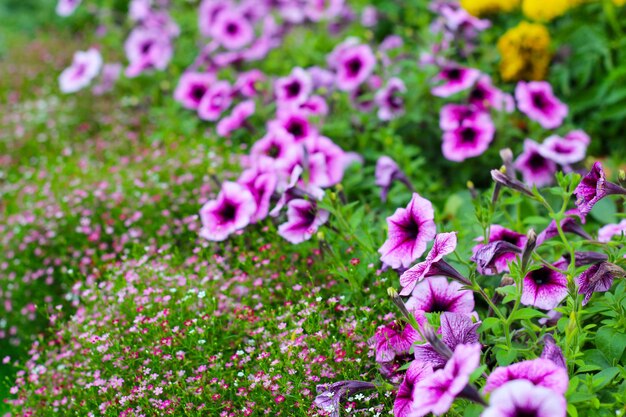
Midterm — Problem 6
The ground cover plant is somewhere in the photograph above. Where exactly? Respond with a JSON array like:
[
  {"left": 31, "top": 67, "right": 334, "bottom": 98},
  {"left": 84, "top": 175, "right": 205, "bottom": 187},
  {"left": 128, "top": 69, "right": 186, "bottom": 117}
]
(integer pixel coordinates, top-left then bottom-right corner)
[{"left": 1, "top": 0, "right": 626, "bottom": 416}]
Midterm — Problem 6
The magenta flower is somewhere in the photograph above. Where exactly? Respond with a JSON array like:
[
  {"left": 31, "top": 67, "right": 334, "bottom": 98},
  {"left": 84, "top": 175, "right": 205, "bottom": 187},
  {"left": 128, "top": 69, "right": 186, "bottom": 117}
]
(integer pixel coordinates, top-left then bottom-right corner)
[
  {"left": 431, "top": 65, "right": 480, "bottom": 97},
  {"left": 216, "top": 100, "right": 255, "bottom": 137},
  {"left": 442, "top": 111, "right": 495, "bottom": 162},
  {"left": 598, "top": 219, "right": 626, "bottom": 242},
  {"left": 250, "top": 127, "right": 300, "bottom": 172},
  {"left": 515, "top": 81, "right": 568, "bottom": 129},
  {"left": 314, "top": 380, "right": 376, "bottom": 417},
  {"left": 574, "top": 162, "right": 626, "bottom": 217},
  {"left": 56, "top": 0, "right": 81, "bottom": 16},
  {"left": 372, "top": 320, "right": 422, "bottom": 364},
  {"left": 538, "top": 135, "right": 587, "bottom": 165},
  {"left": 375, "top": 156, "right": 412, "bottom": 202},
  {"left": 536, "top": 209, "right": 591, "bottom": 245},
  {"left": 234, "top": 69, "right": 265, "bottom": 97},
  {"left": 304, "top": 136, "right": 350, "bottom": 188},
  {"left": 199, "top": 181, "right": 257, "bottom": 241},
  {"left": 484, "top": 358, "right": 569, "bottom": 394},
  {"left": 378, "top": 193, "right": 437, "bottom": 270},
  {"left": 406, "top": 277, "right": 475, "bottom": 316},
  {"left": 439, "top": 104, "right": 478, "bottom": 131},
  {"left": 350, "top": 75, "right": 382, "bottom": 112},
  {"left": 472, "top": 225, "right": 527, "bottom": 275},
  {"left": 467, "top": 75, "right": 514, "bottom": 112},
  {"left": 124, "top": 28, "right": 173, "bottom": 77},
  {"left": 410, "top": 343, "right": 482, "bottom": 417},
  {"left": 576, "top": 262, "right": 625, "bottom": 305},
  {"left": 482, "top": 380, "right": 566, "bottom": 417},
  {"left": 514, "top": 139, "right": 557, "bottom": 187},
  {"left": 305, "top": 0, "right": 345, "bottom": 21},
  {"left": 269, "top": 110, "right": 316, "bottom": 142},
  {"left": 472, "top": 241, "right": 522, "bottom": 275},
  {"left": 564, "top": 129, "right": 591, "bottom": 145},
  {"left": 521, "top": 261, "right": 569, "bottom": 310},
  {"left": 212, "top": 8, "right": 254, "bottom": 50},
  {"left": 198, "top": 0, "right": 228, "bottom": 37},
  {"left": 375, "top": 77, "right": 406, "bottom": 121},
  {"left": 413, "top": 312, "right": 480, "bottom": 370},
  {"left": 92, "top": 62, "right": 122, "bottom": 95},
  {"left": 299, "top": 95, "right": 329, "bottom": 116},
  {"left": 394, "top": 362, "right": 434, "bottom": 417},
  {"left": 237, "top": 168, "right": 277, "bottom": 223},
  {"left": 277, "top": 199, "right": 329, "bottom": 244},
  {"left": 198, "top": 80, "right": 232, "bottom": 121},
  {"left": 400, "top": 232, "right": 469, "bottom": 296},
  {"left": 59, "top": 48, "right": 102, "bottom": 93},
  {"left": 275, "top": 67, "right": 313, "bottom": 108},
  {"left": 174, "top": 72, "right": 215, "bottom": 110},
  {"left": 333, "top": 43, "right": 376, "bottom": 91}
]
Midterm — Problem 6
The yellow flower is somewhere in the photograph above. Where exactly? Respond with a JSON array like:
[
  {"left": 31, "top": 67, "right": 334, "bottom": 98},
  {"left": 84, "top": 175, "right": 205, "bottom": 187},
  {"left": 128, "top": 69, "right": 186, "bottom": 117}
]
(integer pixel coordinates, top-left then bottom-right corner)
[
  {"left": 613, "top": 0, "right": 626, "bottom": 6},
  {"left": 460, "top": 0, "right": 520, "bottom": 17},
  {"left": 497, "top": 21, "right": 552, "bottom": 81},
  {"left": 522, "top": 0, "right": 570, "bottom": 20}
]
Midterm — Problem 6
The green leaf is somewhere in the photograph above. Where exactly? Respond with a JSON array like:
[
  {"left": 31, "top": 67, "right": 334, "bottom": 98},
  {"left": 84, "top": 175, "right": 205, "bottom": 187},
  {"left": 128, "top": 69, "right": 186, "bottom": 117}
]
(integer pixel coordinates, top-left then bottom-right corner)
[
  {"left": 592, "top": 367, "right": 620, "bottom": 390},
  {"left": 510, "top": 308, "right": 546, "bottom": 322},
  {"left": 595, "top": 326, "right": 626, "bottom": 363},
  {"left": 479, "top": 317, "right": 501, "bottom": 333},
  {"left": 567, "top": 403, "right": 579, "bottom": 417},
  {"left": 495, "top": 348, "right": 518, "bottom": 366},
  {"left": 589, "top": 198, "right": 617, "bottom": 224}
]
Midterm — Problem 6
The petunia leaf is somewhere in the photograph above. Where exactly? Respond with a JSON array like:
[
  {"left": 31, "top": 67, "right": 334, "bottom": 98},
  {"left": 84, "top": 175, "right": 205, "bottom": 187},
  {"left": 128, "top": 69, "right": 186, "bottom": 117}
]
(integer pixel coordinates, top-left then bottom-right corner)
[{"left": 595, "top": 326, "right": 626, "bottom": 363}]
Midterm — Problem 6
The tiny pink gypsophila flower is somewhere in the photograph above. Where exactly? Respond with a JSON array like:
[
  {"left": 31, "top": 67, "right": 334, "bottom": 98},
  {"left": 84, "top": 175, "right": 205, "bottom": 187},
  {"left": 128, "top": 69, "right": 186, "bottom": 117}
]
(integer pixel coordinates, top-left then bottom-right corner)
[{"left": 378, "top": 193, "right": 436, "bottom": 270}]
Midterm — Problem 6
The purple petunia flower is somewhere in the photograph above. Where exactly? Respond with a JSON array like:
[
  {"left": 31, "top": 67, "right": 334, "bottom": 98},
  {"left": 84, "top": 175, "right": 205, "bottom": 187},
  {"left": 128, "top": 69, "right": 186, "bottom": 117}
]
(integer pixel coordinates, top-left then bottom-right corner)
[
  {"left": 199, "top": 181, "right": 257, "bottom": 241},
  {"left": 472, "top": 225, "right": 527, "bottom": 275},
  {"left": 59, "top": 48, "right": 103, "bottom": 93},
  {"left": 413, "top": 312, "right": 480, "bottom": 370},
  {"left": 350, "top": 75, "right": 382, "bottom": 112},
  {"left": 482, "top": 380, "right": 566, "bottom": 417},
  {"left": 275, "top": 67, "right": 313, "bottom": 108},
  {"left": 484, "top": 358, "right": 569, "bottom": 394},
  {"left": 211, "top": 7, "right": 255, "bottom": 50},
  {"left": 442, "top": 111, "right": 495, "bottom": 162},
  {"left": 536, "top": 209, "right": 591, "bottom": 245},
  {"left": 314, "top": 380, "right": 377, "bottom": 417},
  {"left": 198, "top": 0, "right": 228, "bottom": 37},
  {"left": 406, "top": 277, "right": 475, "bottom": 316},
  {"left": 538, "top": 135, "right": 587, "bottom": 166},
  {"left": 216, "top": 100, "right": 255, "bottom": 137},
  {"left": 250, "top": 127, "right": 300, "bottom": 173},
  {"left": 541, "top": 334, "right": 566, "bottom": 369},
  {"left": 575, "top": 262, "right": 625, "bottom": 305},
  {"left": 394, "top": 362, "right": 434, "bottom": 417},
  {"left": 304, "top": 135, "right": 351, "bottom": 188},
  {"left": 305, "top": 0, "right": 345, "bottom": 21},
  {"left": 198, "top": 80, "right": 233, "bottom": 121},
  {"left": 174, "top": 72, "right": 215, "bottom": 110},
  {"left": 299, "top": 95, "right": 329, "bottom": 116},
  {"left": 375, "top": 77, "right": 406, "bottom": 121},
  {"left": 372, "top": 320, "right": 422, "bottom": 364},
  {"left": 410, "top": 343, "right": 482, "bottom": 417},
  {"left": 378, "top": 193, "right": 437, "bottom": 270},
  {"left": 375, "top": 156, "right": 411, "bottom": 202},
  {"left": 564, "top": 129, "right": 591, "bottom": 145},
  {"left": 234, "top": 69, "right": 266, "bottom": 97},
  {"left": 237, "top": 167, "right": 277, "bottom": 224},
  {"left": 439, "top": 104, "right": 478, "bottom": 131},
  {"left": 514, "top": 139, "right": 557, "bottom": 187},
  {"left": 521, "top": 261, "right": 569, "bottom": 310},
  {"left": 598, "top": 219, "right": 626, "bottom": 242},
  {"left": 467, "top": 75, "right": 514, "bottom": 112},
  {"left": 56, "top": 0, "right": 82, "bottom": 16},
  {"left": 400, "top": 232, "right": 469, "bottom": 296},
  {"left": 431, "top": 65, "right": 480, "bottom": 97},
  {"left": 574, "top": 162, "right": 626, "bottom": 217},
  {"left": 277, "top": 199, "right": 329, "bottom": 244},
  {"left": 269, "top": 110, "right": 317, "bottom": 142},
  {"left": 124, "top": 28, "right": 173, "bottom": 78},
  {"left": 333, "top": 43, "right": 377, "bottom": 91},
  {"left": 92, "top": 62, "right": 122, "bottom": 95},
  {"left": 515, "top": 81, "right": 568, "bottom": 129}
]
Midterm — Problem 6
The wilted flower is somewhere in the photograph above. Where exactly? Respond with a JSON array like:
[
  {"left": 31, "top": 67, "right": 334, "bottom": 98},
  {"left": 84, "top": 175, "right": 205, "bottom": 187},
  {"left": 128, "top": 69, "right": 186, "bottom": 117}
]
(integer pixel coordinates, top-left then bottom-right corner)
[
  {"left": 378, "top": 193, "right": 437, "bottom": 270},
  {"left": 562, "top": 251, "right": 608, "bottom": 267},
  {"left": 515, "top": 139, "right": 557, "bottom": 187},
  {"left": 375, "top": 77, "right": 406, "bottom": 121},
  {"left": 199, "top": 181, "right": 257, "bottom": 241},
  {"left": 484, "top": 358, "right": 569, "bottom": 394},
  {"left": 574, "top": 162, "right": 626, "bottom": 217},
  {"left": 515, "top": 81, "right": 568, "bottom": 129},
  {"left": 482, "top": 380, "right": 566, "bottom": 417},
  {"left": 59, "top": 48, "right": 102, "bottom": 93},
  {"left": 491, "top": 168, "right": 534, "bottom": 197},
  {"left": 431, "top": 65, "right": 480, "bottom": 97},
  {"left": 521, "top": 261, "right": 569, "bottom": 310},
  {"left": 576, "top": 262, "right": 626, "bottom": 305},
  {"left": 277, "top": 199, "right": 329, "bottom": 244},
  {"left": 174, "top": 72, "right": 215, "bottom": 110},
  {"left": 410, "top": 343, "right": 482, "bottom": 417},
  {"left": 400, "top": 232, "right": 470, "bottom": 296},
  {"left": 472, "top": 225, "right": 527, "bottom": 275}
]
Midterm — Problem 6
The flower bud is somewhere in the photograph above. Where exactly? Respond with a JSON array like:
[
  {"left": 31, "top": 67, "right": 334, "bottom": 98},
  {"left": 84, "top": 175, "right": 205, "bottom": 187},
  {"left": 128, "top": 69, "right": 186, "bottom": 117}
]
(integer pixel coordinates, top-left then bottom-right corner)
[{"left": 521, "top": 229, "right": 537, "bottom": 271}]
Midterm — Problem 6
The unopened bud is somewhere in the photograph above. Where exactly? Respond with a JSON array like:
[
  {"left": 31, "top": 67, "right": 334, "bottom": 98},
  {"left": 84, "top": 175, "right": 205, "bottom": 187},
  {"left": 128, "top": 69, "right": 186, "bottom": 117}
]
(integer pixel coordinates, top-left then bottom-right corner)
[
  {"left": 619, "top": 170, "right": 625, "bottom": 182},
  {"left": 521, "top": 229, "right": 537, "bottom": 272},
  {"left": 500, "top": 275, "right": 515, "bottom": 287}
]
